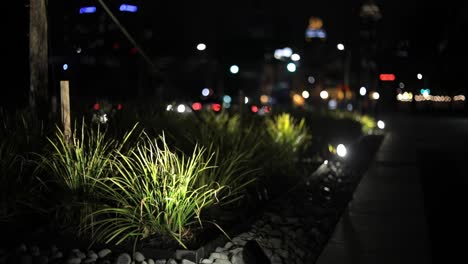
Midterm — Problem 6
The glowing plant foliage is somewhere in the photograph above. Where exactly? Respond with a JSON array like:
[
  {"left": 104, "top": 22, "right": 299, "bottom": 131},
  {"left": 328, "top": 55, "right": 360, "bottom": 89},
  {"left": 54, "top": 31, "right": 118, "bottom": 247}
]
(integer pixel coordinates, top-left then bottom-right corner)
[{"left": 87, "top": 132, "right": 225, "bottom": 249}]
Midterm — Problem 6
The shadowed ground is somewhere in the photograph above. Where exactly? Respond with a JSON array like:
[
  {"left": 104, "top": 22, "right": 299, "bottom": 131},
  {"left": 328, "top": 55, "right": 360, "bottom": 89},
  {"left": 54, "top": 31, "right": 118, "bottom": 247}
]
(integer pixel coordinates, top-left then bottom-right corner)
[{"left": 316, "top": 112, "right": 468, "bottom": 264}]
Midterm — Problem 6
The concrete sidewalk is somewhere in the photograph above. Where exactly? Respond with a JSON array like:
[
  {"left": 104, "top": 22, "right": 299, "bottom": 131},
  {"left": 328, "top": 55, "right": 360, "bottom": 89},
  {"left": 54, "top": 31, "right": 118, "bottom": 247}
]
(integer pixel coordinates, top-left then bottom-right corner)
[{"left": 315, "top": 119, "right": 432, "bottom": 264}]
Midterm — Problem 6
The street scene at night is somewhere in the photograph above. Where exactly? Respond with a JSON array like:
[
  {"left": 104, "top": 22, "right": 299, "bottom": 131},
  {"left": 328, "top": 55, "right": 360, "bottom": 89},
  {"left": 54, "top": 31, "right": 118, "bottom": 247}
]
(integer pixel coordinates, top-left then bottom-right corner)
[{"left": 2, "top": 0, "right": 468, "bottom": 263}]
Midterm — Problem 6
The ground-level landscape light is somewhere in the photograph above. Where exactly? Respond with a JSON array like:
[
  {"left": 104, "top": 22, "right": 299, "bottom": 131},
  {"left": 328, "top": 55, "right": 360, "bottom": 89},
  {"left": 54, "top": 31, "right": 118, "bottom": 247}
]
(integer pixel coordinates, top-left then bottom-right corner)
[
  {"left": 197, "top": 43, "right": 206, "bottom": 51},
  {"left": 336, "top": 144, "right": 347, "bottom": 157},
  {"left": 377, "top": 120, "right": 385, "bottom": 129}
]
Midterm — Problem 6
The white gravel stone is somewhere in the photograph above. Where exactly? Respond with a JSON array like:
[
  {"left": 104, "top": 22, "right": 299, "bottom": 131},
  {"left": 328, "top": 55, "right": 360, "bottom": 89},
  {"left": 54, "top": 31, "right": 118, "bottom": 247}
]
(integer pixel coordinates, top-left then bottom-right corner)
[
  {"left": 181, "top": 259, "right": 195, "bottom": 264},
  {"left": 76, "top": 252, "right": 87, "bottom": 259},
  {"left": 147, "top": 259, "right": 155, "bottom": 264},
  {"left": 231, "top": 237, "right": 246, "bottom": 246},
  {"left": 66, "top": 257, "right": 82, "bottom": 264},
  {"left": 83, "top": 258, "right": 96, "bottom": 264},
  {"left": 208, "top": 252, "right": 228, "bottom": 261},
  {"left": 228, "top": 248, "right": 242, "bottom": 255},
  {"left": 200, "top": 258, "right": 213, "bottom": 264},
  {"left": 166, "top": 258, "right": 177, "bottom": 264},
  {"left": 223, "top": 242, "right": 234, "bottom": 250},
  {"left": 116, "top": 253, "right": 132, "bottom": 264},
  {"left": 87, "top": 251, "right": 98, "bottom": 260},
  {"left": 134, "top": 252, "right": 145, "bottom": 262},
  {"left": 214, "top": 247, "right": 226, "bottom": 253},
  {"left": 213, "top": 259, "right": 231, "bottom": 264},
  {"left": 98, "top": 249, "right": 112, "bottom": 258},
  {"left": 230, "top": 254, "right": 243, "bottom": 264}
]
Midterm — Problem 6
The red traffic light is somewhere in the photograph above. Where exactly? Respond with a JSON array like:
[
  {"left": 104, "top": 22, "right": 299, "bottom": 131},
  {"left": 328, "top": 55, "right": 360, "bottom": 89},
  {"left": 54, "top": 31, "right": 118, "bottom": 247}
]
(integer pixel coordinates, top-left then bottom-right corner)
[{"left": 379, "top": 74, "right": 396, "bottom": 81}]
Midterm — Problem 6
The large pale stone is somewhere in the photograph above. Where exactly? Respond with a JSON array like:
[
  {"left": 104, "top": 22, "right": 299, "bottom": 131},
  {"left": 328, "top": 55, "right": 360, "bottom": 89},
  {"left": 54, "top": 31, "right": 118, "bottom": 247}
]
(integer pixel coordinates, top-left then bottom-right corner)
[
  {"left": 98, "top": 249, "right": 112, "bottom": 258},
  {"left": 115, "top": 253, "right": 131, "bottom": 264}
]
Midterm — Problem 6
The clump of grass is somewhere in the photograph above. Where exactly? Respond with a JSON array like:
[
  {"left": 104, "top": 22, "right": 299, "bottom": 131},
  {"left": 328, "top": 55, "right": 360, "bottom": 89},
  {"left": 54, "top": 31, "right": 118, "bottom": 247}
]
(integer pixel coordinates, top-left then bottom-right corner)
[
  {"left": 356, "top": 114, "right": 376, "bottom": 134},
  {"left": 180, "top": 111, "right": 261, "bottom": 206},
  {"left": 326, "top": 110, "right": 376, "bottom": 134},
  {"left": 86, "top": 132, "right": 225, "bottom": 249},
  {"left": 34, "top": 120, "right": 137, "bottom": 233},
  {"left": 265, "top": 112, "right": 311, "bottom": 153},
  {"left": 0, "top": 109, "right": 44, "bottom": 223},
  {"left": 260, "top": 112, "right": 312, "bottom": 191}
]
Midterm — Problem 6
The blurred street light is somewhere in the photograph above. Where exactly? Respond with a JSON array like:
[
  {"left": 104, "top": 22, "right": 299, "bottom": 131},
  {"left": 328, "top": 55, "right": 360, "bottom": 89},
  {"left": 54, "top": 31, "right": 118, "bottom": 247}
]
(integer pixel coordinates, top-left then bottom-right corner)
[
  {"left": 320, "top": 90, "right": 329, "bottom": 99},
  {"left": 291, "top": 54, "right": 301, "bottom": 61},
  {"left": 302, "top": 90, "right": 310, "bottom": 99},
  {"left": 308, "top": 76, "right": 316, "bottom": 84},
  {"left": 287, "top": 63, "right": 296, "bottom": 72},
  {"left": 201, "top": 88, "right": 210, "bottom": 97},
  {"left": 337, "top": 43, "right": 345, "bottom": 51},
  {"left": 230, "top": 65, "right": 239, "bottom": 74},
  {"left": 417, "top": 73, "right": 423, "bottom": 80},
  {"left": 359, "top": 86, "right": 367, "bottom": 96},
  {"left": 371, "top": 91, "right": 380, "bottom": 100}
]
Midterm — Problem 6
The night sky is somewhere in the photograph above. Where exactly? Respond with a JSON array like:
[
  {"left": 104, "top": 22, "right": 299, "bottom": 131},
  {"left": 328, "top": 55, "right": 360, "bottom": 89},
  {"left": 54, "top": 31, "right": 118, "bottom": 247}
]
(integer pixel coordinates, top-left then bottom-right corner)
[{"left": 8, "top": 0, "right": 468, "bottom": 107}]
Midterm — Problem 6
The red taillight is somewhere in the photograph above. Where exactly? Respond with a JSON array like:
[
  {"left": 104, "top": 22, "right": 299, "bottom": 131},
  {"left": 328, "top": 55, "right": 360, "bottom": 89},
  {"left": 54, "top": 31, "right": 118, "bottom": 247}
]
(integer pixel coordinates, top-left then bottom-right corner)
[
  {"left": 251, "top": 105, "right": 259, "bottom": 113},
  {"left": 211, "top": 103, "right": 221, "bottom": 112},
  {"left": 192, "top": 102, "right": 202, "bottom": 111},
  {"left": 93, "top": 103, "right": 100, "bottom": 110},
  {"left": 379, "top": 73, "right": 395, "bottom": 81},
  {"left": 117, "top": 104, "right": 123, "bottom": 110}
]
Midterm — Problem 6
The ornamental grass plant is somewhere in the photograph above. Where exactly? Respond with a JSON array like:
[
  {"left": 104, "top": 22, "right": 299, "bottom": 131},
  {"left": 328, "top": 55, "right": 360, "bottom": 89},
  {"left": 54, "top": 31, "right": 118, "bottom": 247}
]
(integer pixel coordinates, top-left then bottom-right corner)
[{"left": 86, "top": 132, "right": 226, "bottom": 249}]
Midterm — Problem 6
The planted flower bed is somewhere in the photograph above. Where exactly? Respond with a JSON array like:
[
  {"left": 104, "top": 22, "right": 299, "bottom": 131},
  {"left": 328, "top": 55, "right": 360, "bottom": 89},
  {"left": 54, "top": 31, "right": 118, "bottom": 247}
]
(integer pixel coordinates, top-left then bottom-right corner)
[{"left": 0, "top": 106, "right": 382, "bottom": 264}]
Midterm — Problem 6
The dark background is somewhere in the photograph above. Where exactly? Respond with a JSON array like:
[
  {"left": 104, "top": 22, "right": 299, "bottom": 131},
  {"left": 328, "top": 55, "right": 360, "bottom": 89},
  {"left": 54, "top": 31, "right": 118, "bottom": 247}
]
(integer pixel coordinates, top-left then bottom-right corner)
[{"left": 6, "top": 0, "right": 468, "bottom": 109}]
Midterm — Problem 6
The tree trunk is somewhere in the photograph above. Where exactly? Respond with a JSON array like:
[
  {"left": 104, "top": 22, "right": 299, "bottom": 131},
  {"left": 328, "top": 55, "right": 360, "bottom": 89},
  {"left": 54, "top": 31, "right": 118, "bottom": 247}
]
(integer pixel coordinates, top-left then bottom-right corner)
[{"left": 29, "top": 0, "right": 49, "bottom": 125}]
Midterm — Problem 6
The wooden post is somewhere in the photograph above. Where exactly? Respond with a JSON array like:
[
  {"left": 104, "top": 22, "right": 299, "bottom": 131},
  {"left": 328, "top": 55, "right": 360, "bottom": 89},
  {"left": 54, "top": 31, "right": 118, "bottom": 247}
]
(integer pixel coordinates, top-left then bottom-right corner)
[{"left": 60, "top": 80, "right": 71, "bottom": 141}]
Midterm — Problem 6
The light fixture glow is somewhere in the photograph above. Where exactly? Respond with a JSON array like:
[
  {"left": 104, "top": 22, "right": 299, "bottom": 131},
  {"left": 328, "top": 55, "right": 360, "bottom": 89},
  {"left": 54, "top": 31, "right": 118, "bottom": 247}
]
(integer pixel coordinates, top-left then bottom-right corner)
[
  {"left": 287, "top": 63, "right": 296, "bottom": 72},
  {"left": 197, "top": 43, "right": 206, "bottom": 51},
  {"left": 177, "top": 104, "right": 186, "bottom": 113},
  {"left": 223, "top": 95, "right": 232, "bottom": 104},
  {"left": 230, "top": 65, "right": 239, "bottom": 74},
  {"left": 372, "top": 92, "right": 380, "bottom": 100},
  {"left": 79, "top": 6, "right": 97, "bottom": 14},
  {"left": 377, "top": 120, "right": 385, "bottom": 129},
  {"left": 201, "top": 88, "right": 210, "bottom": 97},
  {"left": 359, "top": 86, "right": 367, "bottom": 96},
  {"left": 320, "top": 90, "right": 329, "bottom": 99},
  {"left": 119, "top": 4, "right": 138, "bottom": 13},
  {"left": 291, "top": 53, "right": 301, "bottom": 61},
  {"left": 336, "top": 144, "right": 347, "bottom": 157},
  {"left": 302, "top": 90, "right": 310, "bottom": 99}
]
